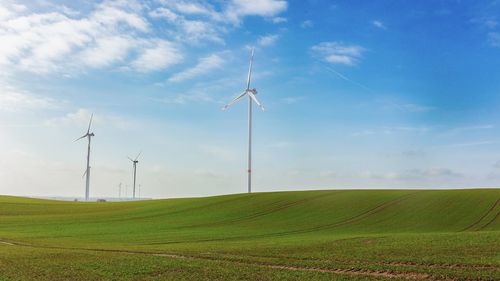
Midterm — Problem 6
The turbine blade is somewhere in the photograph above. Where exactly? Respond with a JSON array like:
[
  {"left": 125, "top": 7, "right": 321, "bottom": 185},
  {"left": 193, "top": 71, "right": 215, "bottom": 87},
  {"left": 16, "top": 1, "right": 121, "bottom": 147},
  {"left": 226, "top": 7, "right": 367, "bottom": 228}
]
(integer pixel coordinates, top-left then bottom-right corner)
[
  {"left": 135, "top": 151, "right": 142, "bottom": 161},
  {"left": 74, "top": 134, "right": 87, "bottom": 142},
  {"left": 87, "top": 113, "right": 93, "bottom": 134},
  {"left": 222, "top": 91, "right": 247, "bottom": 110},
  {"left": 127, "top": 156, "right": 134, "bottom": 162},
  {"left": 82, "top": 169, "right": 87, "bottom": 179},
  {"left": 246, "top": 48, "right": 255, "bottom": 90},
  {"left": 248, "top": 91, "right": 266, "bottom": 111}
]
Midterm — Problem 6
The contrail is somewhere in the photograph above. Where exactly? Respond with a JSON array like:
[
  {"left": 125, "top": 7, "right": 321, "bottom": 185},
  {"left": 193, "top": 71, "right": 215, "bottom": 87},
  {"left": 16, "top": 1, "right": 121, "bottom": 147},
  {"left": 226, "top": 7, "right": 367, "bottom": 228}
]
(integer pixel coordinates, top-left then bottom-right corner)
[{"left": 318, "top": 61, "right": 373, "bottom": 93}]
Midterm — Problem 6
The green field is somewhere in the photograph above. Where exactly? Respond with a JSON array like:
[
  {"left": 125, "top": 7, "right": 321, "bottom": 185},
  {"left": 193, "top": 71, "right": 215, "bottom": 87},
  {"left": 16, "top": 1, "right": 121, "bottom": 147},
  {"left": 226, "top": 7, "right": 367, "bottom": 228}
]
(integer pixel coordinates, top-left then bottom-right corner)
[{"left": 0, "top": 189, "right": 499, "bottom": 280}]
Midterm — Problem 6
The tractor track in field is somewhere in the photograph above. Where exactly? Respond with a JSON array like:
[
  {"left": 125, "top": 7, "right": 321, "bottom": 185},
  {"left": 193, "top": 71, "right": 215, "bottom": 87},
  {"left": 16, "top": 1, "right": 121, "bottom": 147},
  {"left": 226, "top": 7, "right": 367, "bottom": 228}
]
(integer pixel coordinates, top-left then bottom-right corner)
[
  {"left": 145, "top": 191, "right": 420, "bottom": 245},
  {"left": 176, "top": 191, "right": 342, "bottom": 229},
  {"left": 3, "top": 238, "right": 496, "bottom": 280},
  {"left": 232, "top": 253, "right": 500, "bottom": 271},
  {"left": 461, "top": 199, "right": 500, "bottom": 232},
  {"left": 0, "top": 239, "right": 442, "bottom": 280}
]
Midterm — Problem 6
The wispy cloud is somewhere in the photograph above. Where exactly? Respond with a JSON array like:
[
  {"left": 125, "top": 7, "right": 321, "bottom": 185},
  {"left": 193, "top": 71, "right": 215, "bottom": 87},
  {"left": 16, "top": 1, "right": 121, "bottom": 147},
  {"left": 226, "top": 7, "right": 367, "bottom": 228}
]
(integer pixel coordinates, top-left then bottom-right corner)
[
  {"left": 0, "top": 85, "right": 60, "bottom": 111},
  {"left": 371, "top": 20, "right": 386, "bottom": 29},
  {"left": 0, "top": 0, "right": 180, "bottom": 74},
  {"left": 271, "top": 17, "right": 287, "bottom": 23},
  {"left": 44, "top": 108, "right": 130, "bottom": 130},
  {"left": 258, "top": 34, "right": 279, "bottom": 46},
  {"left": 383, "top": 101, "right": 436, "bottom": 113},
  {"left": 301, "top": 20, "right": 313, "bottom": 28},
  {"left": 130, "top": 40, "right": 183, "bottom": 72},
  {"left": 225, "top": 0, "right": 288, "bottom": 23},
  {"left": 352, "top": 126, "right": 430, "bottom": 137},
  {"left": 168, "top": 54, "right": 225, "bottom": 82},
  {"left": 448, "top": 141, "right": 497, "bottom": 148},
  {"left": 488, "top": 32, "right": 500, "bottom": 47},
  {"left": 447, "top": 124, "right": 494, "bottom": 135},
  {"left": 280, "top": 96, "right": 305, "bottom": 104},
  {"left": 155, "top": 0, "right": 288, "bottom": 25},
  {"left": 311, "top": 42, "right": 365, "bottom": 66},
  {"left": 0, "top": 0, "right": 288, "bottom": 75},
  {"left": 383, "top": 168, "right": 462, "bottom": 181},
  {"left": 155, "top": 92, "right": 216, "bottom": 105}
]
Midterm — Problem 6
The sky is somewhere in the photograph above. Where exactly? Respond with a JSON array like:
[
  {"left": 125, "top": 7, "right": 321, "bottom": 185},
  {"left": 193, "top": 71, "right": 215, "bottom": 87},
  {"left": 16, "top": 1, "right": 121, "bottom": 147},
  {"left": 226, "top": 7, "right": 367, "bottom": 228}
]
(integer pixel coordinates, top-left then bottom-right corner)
[{"left": 1, "top": 0, "right": 500, "bottom": 199}]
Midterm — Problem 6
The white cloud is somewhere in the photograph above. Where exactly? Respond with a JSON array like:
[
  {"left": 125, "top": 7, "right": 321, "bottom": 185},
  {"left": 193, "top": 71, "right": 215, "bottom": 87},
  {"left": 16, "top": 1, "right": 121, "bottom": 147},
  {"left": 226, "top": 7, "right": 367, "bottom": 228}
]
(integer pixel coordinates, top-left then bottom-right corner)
[
  {"left": 311, "top": 42, "right": 365, "bottom": 66},
  {"left": 0, "top": 0, "right": 179, "bottom": 74},
  {"left": 488, "top": 32, "right": 500, "bottom": 47},
  {"left": 258, "top": 34, "right": 279, "bottom": 46},
  {"left": 280, "top": 96, "right": 304, "bottom": 104},
  {"left": 383, "top": 102, "right": 436, "bottom": 113},
  {"left": 131, "top": 40, "right": 183, "bottom": 72},
  {"left": 383, "top": 168, "right": 462, "bottom": 180},
  {"left": 225, "top": 0, "right": 288, "bottom": 24},
  {"left": 168, "top": 54, "right": 224, "bottom": 82},
  {"left": 351, "top": 126, "right": 430, "bottom": 137},
  {"left": 44, "top": 108, "right": 130, "bottom": 129},
  {"left": 149, "top": 7, "right": 178, "bottom": 21},
  {"left": 447, "top": 124, "right": 494, "bottom": 135},
  {"left": 44, "top": 108, "right": 93, "bottom": 127},
  {"left": 149, "top": 6, "right": 223, "bottom": 43},
  {"left": 272, "top": 17, "right": 287, "bottom": 23},
  {"left": 0, "top": 0, "right": 288, "bottom": 75},
  {"left": 157, "top": 92, "right": 216, "bottom": 104},
  {"left": 448, "top": 141, "right": 496, "bottom": 148},
  {"left": 79, "top": 36, "right": 135, "bottom": 68},
  {"left": 372, "top": 20, "right": 385, "bottom": 29},
  {"left": 301, "top": 20, "right": 313, "bottom": 28},
  {"left": 0, "top": 86, "right": 60, "bottom": 111}
]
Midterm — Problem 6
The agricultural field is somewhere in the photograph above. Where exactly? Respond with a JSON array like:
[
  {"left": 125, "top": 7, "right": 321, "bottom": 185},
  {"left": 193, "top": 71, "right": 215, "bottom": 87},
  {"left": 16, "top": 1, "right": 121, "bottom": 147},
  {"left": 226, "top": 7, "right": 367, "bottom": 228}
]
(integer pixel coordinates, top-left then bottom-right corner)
[{"left": 0, "top": 189, "right": 498, "bottom": 280}]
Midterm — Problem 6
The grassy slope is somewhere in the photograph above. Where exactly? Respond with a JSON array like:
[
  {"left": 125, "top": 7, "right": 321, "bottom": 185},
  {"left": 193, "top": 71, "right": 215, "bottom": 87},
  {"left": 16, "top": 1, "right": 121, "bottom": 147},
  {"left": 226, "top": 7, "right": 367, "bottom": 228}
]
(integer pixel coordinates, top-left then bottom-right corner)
[{"left": 0, "top": 189, "right": 499, "bottom": 280}]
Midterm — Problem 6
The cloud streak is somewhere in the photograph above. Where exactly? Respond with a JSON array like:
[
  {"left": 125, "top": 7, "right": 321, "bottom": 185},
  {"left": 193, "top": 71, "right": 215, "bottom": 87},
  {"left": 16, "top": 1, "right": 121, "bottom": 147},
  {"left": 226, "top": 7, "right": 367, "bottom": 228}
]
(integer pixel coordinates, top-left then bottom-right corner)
[
  {"left": 168, "top": 54, "right": 224, "bottom": 82},
  {"left": 312, "top": 42, "right": 365, "bottom": 66}
]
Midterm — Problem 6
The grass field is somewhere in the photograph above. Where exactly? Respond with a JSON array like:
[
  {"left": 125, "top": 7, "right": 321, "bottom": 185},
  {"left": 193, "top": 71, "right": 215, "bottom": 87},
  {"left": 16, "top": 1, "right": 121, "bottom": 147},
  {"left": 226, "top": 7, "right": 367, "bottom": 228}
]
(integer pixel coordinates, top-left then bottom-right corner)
[{"left": 0, "top": 189, "right": 499, "bottom": 280}]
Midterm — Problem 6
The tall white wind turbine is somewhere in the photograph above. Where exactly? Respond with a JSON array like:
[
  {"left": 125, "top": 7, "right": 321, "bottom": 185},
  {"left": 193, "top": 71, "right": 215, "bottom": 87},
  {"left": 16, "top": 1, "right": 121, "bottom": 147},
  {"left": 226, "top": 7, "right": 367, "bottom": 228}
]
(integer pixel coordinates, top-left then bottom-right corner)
[
  {"left": 75, "top": 113, "right": 95, "bottom": 201},
  {"left": 127, "top": 152, "right": 141, "bottom": 199},
  {"left": 222, "top": 48, "right": 266, "bottom": 193}
]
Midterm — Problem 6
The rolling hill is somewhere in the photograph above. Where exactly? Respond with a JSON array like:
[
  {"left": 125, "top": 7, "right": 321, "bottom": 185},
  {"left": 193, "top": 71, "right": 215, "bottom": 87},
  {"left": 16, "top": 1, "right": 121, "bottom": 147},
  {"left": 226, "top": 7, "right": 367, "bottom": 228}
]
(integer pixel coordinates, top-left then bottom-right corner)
[{"left": 0, "top": 189, "right": 498, "bottom": 280}]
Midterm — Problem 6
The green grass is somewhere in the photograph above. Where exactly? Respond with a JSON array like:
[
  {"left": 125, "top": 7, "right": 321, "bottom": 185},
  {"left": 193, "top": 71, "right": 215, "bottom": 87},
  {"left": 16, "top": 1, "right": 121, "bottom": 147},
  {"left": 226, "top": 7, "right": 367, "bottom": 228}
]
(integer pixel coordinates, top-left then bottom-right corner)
[{"left": 0, "top": 189, "right": 498, "bottom": 280}]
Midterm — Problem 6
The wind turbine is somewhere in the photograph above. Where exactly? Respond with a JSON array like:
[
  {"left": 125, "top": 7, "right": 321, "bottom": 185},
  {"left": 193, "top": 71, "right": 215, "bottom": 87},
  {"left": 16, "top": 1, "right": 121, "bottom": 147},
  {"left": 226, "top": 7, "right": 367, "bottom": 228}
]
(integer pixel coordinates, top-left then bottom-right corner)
[
  {"left": 75, "top": 113, "right": 94, "bottom": 201},
  {"left": 222, "top": 48, "right": 266, "bottom": 193},
  {"left": 127, "top": 152, "right": 141, "bottom": 199}
]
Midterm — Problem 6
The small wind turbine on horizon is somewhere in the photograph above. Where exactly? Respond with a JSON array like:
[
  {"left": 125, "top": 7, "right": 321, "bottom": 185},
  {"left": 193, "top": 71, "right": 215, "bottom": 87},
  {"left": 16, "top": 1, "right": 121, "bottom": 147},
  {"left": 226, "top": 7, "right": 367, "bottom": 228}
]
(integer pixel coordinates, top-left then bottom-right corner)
[
  {"left": 75, "top": 113, "right": 95, "bottom": 201},
  {"left": 222, "top": 48, "right": 266, "bottom": 193},
  {"left": 127, "top": 152, "right": 141, "bottom": 200}
]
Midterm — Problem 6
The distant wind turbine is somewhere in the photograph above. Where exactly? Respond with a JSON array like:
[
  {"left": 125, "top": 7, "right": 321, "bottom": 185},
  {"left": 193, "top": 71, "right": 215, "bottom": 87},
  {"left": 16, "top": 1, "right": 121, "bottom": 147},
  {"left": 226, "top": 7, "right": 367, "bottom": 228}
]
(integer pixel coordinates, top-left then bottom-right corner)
[
  {"left": 222, "top": 48, "right": 266, "bottom": 193},
  {"left": 75, "top": 113, "right": 94, "bottom": 201},
  {"left": 127, "top": 152, "right": 141, "bottom": 199}
]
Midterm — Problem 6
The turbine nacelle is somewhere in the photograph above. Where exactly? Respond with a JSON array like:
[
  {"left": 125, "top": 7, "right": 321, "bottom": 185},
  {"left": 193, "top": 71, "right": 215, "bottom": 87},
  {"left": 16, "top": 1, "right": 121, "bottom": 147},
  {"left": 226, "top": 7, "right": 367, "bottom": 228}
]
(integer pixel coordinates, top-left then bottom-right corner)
[
  {"left": 222, "top": 88, "right": 266, "bottom": 111},
  {"left": 222, "top": 48, "right": 266, "bottom": 112},
  {"left": 128, "top": 151, "right": 141, "bottom": 164},
  {"left": 75, "top": 114, "right": 95, "bottom": 142}
]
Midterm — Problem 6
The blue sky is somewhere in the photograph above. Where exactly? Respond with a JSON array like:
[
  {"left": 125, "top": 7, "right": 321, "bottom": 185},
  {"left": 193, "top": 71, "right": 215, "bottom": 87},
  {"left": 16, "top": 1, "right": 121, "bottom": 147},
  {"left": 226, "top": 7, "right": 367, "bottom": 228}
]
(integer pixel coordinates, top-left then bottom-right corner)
[{"left": 1, "top": 0, "right": 500, "bottom": 199}]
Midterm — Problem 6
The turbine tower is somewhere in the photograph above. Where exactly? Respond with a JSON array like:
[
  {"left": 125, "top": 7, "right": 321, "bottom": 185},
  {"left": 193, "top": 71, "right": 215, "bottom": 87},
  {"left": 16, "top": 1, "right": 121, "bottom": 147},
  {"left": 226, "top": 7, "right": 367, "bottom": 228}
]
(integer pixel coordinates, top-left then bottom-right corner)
[
  {"left": 127, "top": 152, "right": 141, "bottom": 199},
  {"left": 75, "top": 113, "right": 94, "bottom": 201},
  {"left": 222, "top": 48, "right": 266, "bottom": 193}
]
